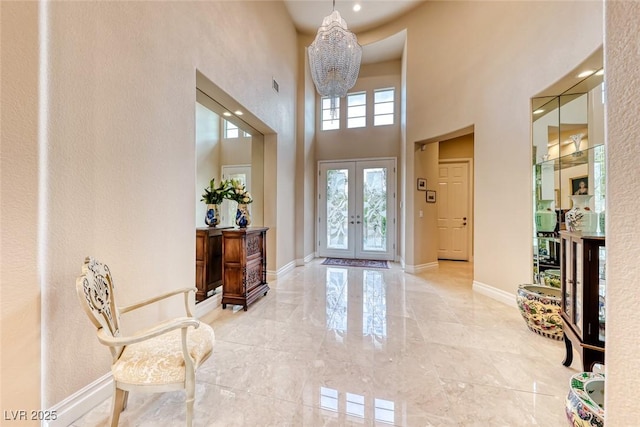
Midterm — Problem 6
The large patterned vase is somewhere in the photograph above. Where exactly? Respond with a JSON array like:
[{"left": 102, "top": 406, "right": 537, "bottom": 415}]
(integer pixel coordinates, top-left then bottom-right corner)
[
  {"left": 205, "top": 204, "right": 221, "bottom": 227},
  {"left": 565, "top": 195, "right": 597, "bottom": 233},
  {"left": 235, "top": 203, "right": 251, "bottom": 228},
  {"left": 535, "top": 199, "right": 557, "bottom": 232},
  {"left": 516, "top": 284, "right": 563, "bottom": 340}
]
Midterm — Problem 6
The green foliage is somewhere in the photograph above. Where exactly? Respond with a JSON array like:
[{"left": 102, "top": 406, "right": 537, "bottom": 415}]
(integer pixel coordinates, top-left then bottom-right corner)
[{"left": 201, "top": 179, "right": 232, "bottom": 205}]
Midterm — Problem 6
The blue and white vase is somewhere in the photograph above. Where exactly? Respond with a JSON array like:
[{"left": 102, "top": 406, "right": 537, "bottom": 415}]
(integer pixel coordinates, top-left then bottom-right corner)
[
  {"left": 235, "top": 203, "right": 251, "bottom": 228},
  {"left": 205, "top": 204, "right": 221, "bottom": 227}
]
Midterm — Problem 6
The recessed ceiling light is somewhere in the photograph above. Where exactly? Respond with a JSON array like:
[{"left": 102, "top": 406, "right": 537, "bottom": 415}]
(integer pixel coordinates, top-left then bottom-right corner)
[
  {"left": 223, "top": 111, "right": 231, "bottom": 117},
  {"left": 533, "top": 109, "right": 545, "bottom": 114},
  {"left": 577, "top": 70, "right": 594, "bottom": 78},
  {"left": 595, "top": 69, "right": 604, "bottom": 76},
  {"left": 353, "top": 4, "right": 361, "bottom": 12},
  {"left": 234, "top": 110, "right": 243, "bottom": 116}
]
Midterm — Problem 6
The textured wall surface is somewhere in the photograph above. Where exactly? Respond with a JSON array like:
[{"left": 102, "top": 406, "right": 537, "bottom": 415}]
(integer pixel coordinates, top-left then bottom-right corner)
[
  {"left": 402, "top": 0, "right": 602, "bottom": 284},
  {"left": 0, "top": 3, "right": 41, "bottom": 423},
  {"left": 2, "top": 0, "right": 297, "bottom": 408},
  {"left": 604, "top": 0, "right": 640, "bottom": 422}
]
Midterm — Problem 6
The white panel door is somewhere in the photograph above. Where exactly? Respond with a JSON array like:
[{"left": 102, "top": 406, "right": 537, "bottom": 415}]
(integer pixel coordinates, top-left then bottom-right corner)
[
  {"left": 437, "top": 162, "right": 469, "bottom": 260},
  {"left": 318, "top": 159, "right": 396, "bottom": 260}
]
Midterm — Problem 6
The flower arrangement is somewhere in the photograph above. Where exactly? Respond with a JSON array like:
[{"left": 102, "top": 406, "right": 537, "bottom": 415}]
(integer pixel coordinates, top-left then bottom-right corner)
[
  {"left": 228, "top": 179, "right": 253, "bottom": 204},
  {"left": 201, "top": 178, "right": 232, "bottom": 205}
]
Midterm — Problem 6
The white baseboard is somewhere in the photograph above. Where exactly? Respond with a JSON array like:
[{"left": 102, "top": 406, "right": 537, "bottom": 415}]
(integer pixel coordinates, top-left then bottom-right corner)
[
  {"left": 472, "top": 280, "right": 517, "bottom": 308},
  {"left": 195, "top": 291, "right": 222, "bottom": 318},
  {"left": 44, "top": 372, "right": 112, "bottom": 427},
  {"left": 266, "top": 259, "right": 296, "bottom": 282},
  {"left": 404, "top": 261, "right": 438, "bottom": 274},
  {"left": 295, "top": 253, "right": 315, "bottom": 266}
]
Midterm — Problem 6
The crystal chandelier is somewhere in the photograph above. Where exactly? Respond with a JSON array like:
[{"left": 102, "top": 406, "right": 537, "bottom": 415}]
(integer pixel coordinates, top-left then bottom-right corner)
[{"left": 308, "top": 0, "right": 362, "bottom": 116}]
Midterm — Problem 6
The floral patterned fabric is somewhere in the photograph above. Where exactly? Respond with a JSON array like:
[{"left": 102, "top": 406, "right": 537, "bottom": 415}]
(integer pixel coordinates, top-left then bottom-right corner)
[{"left": 112, "top": 324, "right": 215, "bottom": 385}]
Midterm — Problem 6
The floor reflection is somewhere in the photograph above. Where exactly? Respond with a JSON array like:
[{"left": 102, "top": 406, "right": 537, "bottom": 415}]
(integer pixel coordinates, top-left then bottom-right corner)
[
  {"left": 320, "top": 386, "right": 395, "bottom": 424},
  {"left": 71, "top": 260, "right": 573, "bottom": 426},
  {"left": 326, "top": 267, "right": 388, "bottom": 339}
]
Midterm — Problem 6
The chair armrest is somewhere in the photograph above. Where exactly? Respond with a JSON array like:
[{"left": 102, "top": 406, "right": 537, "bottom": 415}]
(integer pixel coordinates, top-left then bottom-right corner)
[
  {"left": 96, "top": 316, "right": 200, "bottom": 347},
  {"left": 119, "top": 287, "right": 197, "bottom": 317}
]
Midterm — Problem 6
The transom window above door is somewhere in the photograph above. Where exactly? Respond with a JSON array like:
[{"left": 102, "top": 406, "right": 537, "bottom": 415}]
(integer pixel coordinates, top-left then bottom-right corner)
[{"left": 320, "top": 87, "right": 395, "bottom": 131}]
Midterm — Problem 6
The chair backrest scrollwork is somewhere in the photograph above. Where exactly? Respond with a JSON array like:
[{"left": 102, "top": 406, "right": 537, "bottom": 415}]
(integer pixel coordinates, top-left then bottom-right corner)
[{"left": 76, "top": 257, "right": 123, "bottom": 357}]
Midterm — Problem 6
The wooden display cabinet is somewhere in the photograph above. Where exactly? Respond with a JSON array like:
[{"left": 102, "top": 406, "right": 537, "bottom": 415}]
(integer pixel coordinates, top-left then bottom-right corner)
[
  {"left": 221, "top": 227, "right": 269, "bottom": 311},
  {"left": 560, "top": 230, "right": 606, "bottom": 371},
  {"left": 195, "top": 227, "right": 227, "bottom": 302}
]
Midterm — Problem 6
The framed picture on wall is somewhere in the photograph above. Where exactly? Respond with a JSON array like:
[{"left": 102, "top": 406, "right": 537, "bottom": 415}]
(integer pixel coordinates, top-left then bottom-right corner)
[
  {"left": 426, "top": 190, "right": 436, "bottom": 203},
  {"left": 570, "top": 176, "right": 588, "bottom": 196},
  {"left": 417, "top": 178, "right": 427, "bottom": 191}
]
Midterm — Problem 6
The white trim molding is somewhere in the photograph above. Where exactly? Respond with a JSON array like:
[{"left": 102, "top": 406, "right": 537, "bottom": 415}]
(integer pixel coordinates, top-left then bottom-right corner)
[
  {"left": 195, "top": 291, "right": 222, "bottom": 318},
  {"left": 44, "top": 373, "right": 112, "bottom": 427},
  {"left": 295, "top": 253, "right": 316, "bottom": 266},
  {"left": 266, "top": 259, "right": 296, "bottom": 282},
  {"left": 404, "top": 261, "right": 438, "bottom": 274},
  {"left": 472, "top": 280, "right": 517, "bottom": 308}
]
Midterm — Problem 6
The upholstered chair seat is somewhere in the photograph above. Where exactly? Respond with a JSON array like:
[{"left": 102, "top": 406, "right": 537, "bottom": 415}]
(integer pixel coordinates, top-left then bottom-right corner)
[{"left": 76, "top": 257, "right": 214, "bottom": 426}]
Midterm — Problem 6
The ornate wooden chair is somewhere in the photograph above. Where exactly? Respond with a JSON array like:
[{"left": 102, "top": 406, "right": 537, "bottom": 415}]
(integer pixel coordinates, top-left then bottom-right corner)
[{"left": 76, "top": 256, "right": 215, "bottom": 426}]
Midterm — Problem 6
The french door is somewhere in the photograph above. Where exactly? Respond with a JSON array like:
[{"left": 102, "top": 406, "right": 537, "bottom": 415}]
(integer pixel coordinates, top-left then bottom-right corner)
[{"left": 318, "top": 159, "right": 396, "bottom": 260}]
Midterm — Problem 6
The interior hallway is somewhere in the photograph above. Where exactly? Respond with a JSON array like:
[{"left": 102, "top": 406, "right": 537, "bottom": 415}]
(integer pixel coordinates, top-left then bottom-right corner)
[{"left": 71, "top": 260, "right": 577, "bottom": 426}]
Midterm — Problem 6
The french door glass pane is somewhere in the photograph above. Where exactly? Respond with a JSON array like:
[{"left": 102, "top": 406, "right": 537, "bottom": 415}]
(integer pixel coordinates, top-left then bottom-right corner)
[
  {"left": 326, "top": 169, "right": 349, "bottom": 250},
  {"left": 362, "top": 167, "right": 387, "bottom": 251}
]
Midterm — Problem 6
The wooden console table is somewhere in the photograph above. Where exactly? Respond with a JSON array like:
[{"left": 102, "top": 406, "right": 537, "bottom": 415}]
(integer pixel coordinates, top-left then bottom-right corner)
[
  {"left": 195, "top": 227, "right": 229, "bottom": 302},
  {"left": 221, "top": 227, "right": 269, "bottom": 311}
]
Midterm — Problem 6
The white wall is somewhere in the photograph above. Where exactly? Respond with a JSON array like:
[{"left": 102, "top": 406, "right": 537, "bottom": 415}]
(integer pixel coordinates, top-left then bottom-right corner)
[
  {"left": 1, "top": 0, "right": 297, "bottom": 409},
  {"left": 402, "top": 0, "right": 602, "bottom": 290},
  {"left": 604, "top": 0, "right": 640, "bottom": 422},
  {"left": 0, "top": 2, "right": 41, "bottom": 420}
]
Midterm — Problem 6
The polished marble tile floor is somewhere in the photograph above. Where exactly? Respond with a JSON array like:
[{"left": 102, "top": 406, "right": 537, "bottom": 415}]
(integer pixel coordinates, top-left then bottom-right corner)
[{"left": 72, "top": 260, "right": 579, "bottom": 426}]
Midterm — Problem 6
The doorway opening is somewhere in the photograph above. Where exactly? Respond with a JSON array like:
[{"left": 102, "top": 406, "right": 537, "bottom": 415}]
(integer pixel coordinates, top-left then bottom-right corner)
[
  {"left": 317, "top": 158, "right": 397, "bottom": 261},
  {"left": 437, "top": 132, "right": 474, "bottom": 261}
]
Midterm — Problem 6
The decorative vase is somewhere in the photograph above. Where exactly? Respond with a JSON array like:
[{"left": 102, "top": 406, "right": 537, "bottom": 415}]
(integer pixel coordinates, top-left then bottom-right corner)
[
  {"left": 235, "top": 203, "right": 251, "bottom": 228},
  {"left": 516, "top": 284, "right": 563, "bottom": 340},
  {"left": 565, "top": 195, "right": 597, "bottom": 233},
  {"left": 565, "top": 372, "right": 605, "bottom": 427},
  {"left": 535, "top": 200, "right": 557, "bottom": 232},
  {"left": 205, "top": 204, "right": 221, "bottom": 227}
]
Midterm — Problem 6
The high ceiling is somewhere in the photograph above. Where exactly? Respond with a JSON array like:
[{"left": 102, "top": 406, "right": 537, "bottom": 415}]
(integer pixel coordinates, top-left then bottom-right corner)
[{"left": 284, "top": 0, "right": 425, "bottom": 64}]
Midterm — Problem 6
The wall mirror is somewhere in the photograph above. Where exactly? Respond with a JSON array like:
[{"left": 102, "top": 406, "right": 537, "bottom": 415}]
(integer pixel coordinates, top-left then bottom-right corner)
[
  {"left": 531, "top": 48, "right": 605, "bottom": 284},
  {"left": 195, "top": 75, "right": 264, "bottom": 228}
]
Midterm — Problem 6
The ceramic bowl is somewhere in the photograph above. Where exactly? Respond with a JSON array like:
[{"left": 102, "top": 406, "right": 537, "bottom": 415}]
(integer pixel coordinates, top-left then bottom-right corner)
[
  {"left": 516, "top": 284, "right": 563, "bottom": 340},
  {"left": 565, "top": 372, "right": 605, "bottom": 427},
  {"left": 584, "top": 378, "right": 605, "bottom": 410}
]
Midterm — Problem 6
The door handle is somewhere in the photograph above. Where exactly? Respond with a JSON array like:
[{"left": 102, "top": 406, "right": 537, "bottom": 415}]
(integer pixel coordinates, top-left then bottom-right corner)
[
  {"left": 350, "top": 221, "right": 355, "bottom": 224},
  {"left": 357, "top": 221, "right": 361, "bottom": 224}
]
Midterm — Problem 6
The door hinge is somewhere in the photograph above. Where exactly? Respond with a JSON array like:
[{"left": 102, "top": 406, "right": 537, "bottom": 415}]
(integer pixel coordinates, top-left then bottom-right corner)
[
  {"left": 318, "top": 240, "right": 321, "bottom": 246},
  {"left": 588, "top": 250, "right": 592, "bottom": 262}
]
